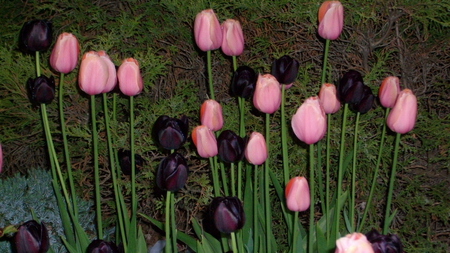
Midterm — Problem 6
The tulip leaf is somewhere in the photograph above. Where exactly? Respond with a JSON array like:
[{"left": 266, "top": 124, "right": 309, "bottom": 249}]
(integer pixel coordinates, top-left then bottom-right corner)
[
  {"left": 343, "top": 208, "right": 352, "bottom": 233},
  {"left": 192, "top": 218, "right": 223, "bottom": 252},
  {"left": 60, "top": 237, "right": 78, "bottom": 253},
  {"left": 242, "top": 167, "right": 254, "bottom": 247},
  {"left": 136, "top": 226, "right": 148, "bottom": 253},
  {"left": 315, "top": 223, "right": 327, "bottom": 253}
]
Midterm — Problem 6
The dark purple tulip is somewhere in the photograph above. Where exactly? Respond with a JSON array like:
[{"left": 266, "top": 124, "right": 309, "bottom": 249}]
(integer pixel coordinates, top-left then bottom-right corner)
[
  {"left": 156, "top": 152, "right": 188, "bottom": 192},
  {"left": 349, "top": 85, "right": 375, "bottom": 114},
  {"left": 87, "top": 240, "right": 120, "bottom": 253},
  {"left": 217, "top": 130, "right": 245, "bottom": 163},
  {"left": 365, "top": 229, "right": 403, "bottom": 253},
  {"left": 27, "top": 75, "right": 55, "bottom": 104},
  {"left": 118, "top": 149, "right": 144, "bottom": 175},
  {"left": 337, "top": 70, "right": 365, "bottom": 104},
  {"left": 230, "top": 66, "right": 256, "bottom": 99},
  {"left": 153, "top": 115, "right": 189, "bottom": 150},
  {"left": 209, "top": 197, "right": 245, "bottom": 234},
  {"left": 271, "top": 55, "right": 300, "bottom": 85},
  {"left": 14, "top": 220, "right": 49, "bottom": 253},
  {"left": 19, "top": 20, "right": 52, "bottom": 53}
]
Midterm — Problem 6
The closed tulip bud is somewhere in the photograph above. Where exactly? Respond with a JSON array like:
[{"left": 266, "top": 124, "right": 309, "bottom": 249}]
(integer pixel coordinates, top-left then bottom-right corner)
[
  {"left": 153, "top": 115, "right": 189, "bottom": 150},
  {"left": 319, "top": 83, "right": 341, "bottom": 114},
  {"left": 209, "top": 197, "right": 245, "bottom": 234},
  {"left": 217, "top": 130, "right": 245, "bottom": 163},
  {"left": 200, "top": 99, "right": 223, "bottom": 131},
  {"left": 253, "top": 74, "right": 281, "bottom": 114},
  {"left": 79, "top": 51, "right": 109, "bottom": 95},
  {"left": 244, "top": 132, "right": 267, "bottom": 165},
  {"left": 27, "top": 75, "right": 55, "bottom": 104},
  {"left": 271, "top": 55, "right": 300, "bottom": 85},
  {"left": 87, "top": 239, "right": 120, "bottom": 253},
  {"left": 335, "top": 233, "right": 374, "bottom": 253},
  {"left": 118, "top": 149, "right": 144, "bottom": 176},
  {"left": 365, "top": 229, "right": 403, "bottom": 253},
  {"left": 98, "top": 51, "right": 117, "bottom": 93},
  {"left": 221, "top": 19, "right": 244, "bottom": 56},
  {"left": 230, "top": 66, "right": 256, "bottom": 98},
  {"left": 349, "top": 85, "right": 375, "bottom": 114},
  {"left": 192, "top": 125, "right": 218, "bottom": 158},
  {"left": 118, "top": 58, "right": 143, "bottom": 96},
  {"left": 50, "top": 33, "right": 79, "bottom": 74},
  {"left": 292, "top": 96, "right": 327, "bottom": 145},
  {"left": 156, "top": 152, "right": 188, "bottom": 192},
  {"left": 194, "top": 9, "right": 223, "bottom": 51},
  {"left": 338, "top": 70, "right": 365, "bottom": 104},
  {"left": 318, "top": 1, "right": 344, "bottom": 40},
  {"left": 285, "top": 177, "right": 310, "bottom": 212},
  {"left": 386, "top": 89, "right": 417, "bottom": 134},
  {"left": 15, "top": 220, "right": 49, "bottom": 253},
  {"left": 19, "top": 20, "right": 52, "bottom": 52},
  {"left": 379, "top": 76, "right": 401, "bottom": 108}
]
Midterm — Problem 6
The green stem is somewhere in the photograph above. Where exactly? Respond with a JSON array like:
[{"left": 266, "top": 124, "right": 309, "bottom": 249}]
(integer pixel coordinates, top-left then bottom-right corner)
[
  {"left": 321, "top": 39, "right": 330, "bottom": 85},
  {"left": 281, "top": 85, "right": 289, "bottom": 185},
  {"left": 209, "top": 157, "right": 220, "bottom": 197},
  {"left": 253, "top": 164, "right": 259, "bottom": 253},
  {"left": 230, "top": 232, "right": 238, "bottom": 253},
  {"left": 232, "top": 55, "right": 238, "bottom": 72},
  {"left": 309, "top": 144, "right": 315, "bottom": 253},
  {"left": 231, "top": 163, "right": 236, "bottom": 197},
  {"left": 326, "top": 113, "right": 331, "bottom": 240},
  {"left": 129, "top": 95, "right": 138, "bottom": 252},
  {"left": 171, "top": 191, "right": 177, "bottom": 253},
  {"left": 316, "top": 140, "right": 325, "bottom": 215},
  {"left": 383, "top": 133, "right": 401, "bottom": 234},
  {"left": 207, "top": 50, "right": 215, "bottom": 100},
  {"left": 90, "top": 95, "right": 102, "bottom": 239},
  {"left": 238, "top": 96, "right": 245, "bottom": 200},
  {"left": 350, "top": 112, "right": 360, "bottom": 232},
  {"left": 164, "top": 191, "right": 172, "bottom": 253},
  {"left": 35, "top": 51, "right": 40, "bottom": 77},
  {"left": 292, "top": 211, "right": 299, "bottom": 253},
  {"left": 335, "top": 103, "right": 348, "bottom": 239},
  {"left": 220, "top": 162, "right": 230, "bottom": 196},
  {"left": 265, "top": 113, "right": 271, "bottom": 252}
]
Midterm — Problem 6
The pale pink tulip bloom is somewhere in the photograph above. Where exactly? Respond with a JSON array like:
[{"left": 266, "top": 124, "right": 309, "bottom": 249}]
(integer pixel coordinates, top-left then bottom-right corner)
[
  {"left": 319, "top": 83, "right": 341, "bottom": 114},
  {"left": 244, "top": 132, "right": 267, "bottom": 165},
  {"left": 78, "top": 51, "right": 108, "bottom": 95},
  {"left": 379, "top": 76, "right": 401, "bottom": 108},
  {"left": 292, "top": 96, "right": 327, "bottom": 145},
  {"left": 98, "top": 51, "right": 117, "bottom": 93},
  {"left": 50, "top": 32, "right": 79, "bottom": 74},
  {"left": 253, "top": 74, "right": 281, "bottom": 114},
  {"left": 200, "top": 99, "right": 223, "bottom": 131},
  {"left": 194, "top": 9, "right": 223, "bottom": 51},
  {"left": 386, "top": 89, "right": 417, "bottom": 134},
  {"left": 192, "top": 125, "right": 218, "bottom": 158},
  {"left": 221, "top": 19, "right": 244, "bottom": 56},
  {"left": 117, "top": 58, "right": 143, "bottom": 96},
  {"left": 335, "top": 233, "right": 374, "bottom": 253},
  {"left": 318, "top": 1, "right": 344, "bottom": 40},
  {"left": 285, "top": 177, "right": 310, "bottom": 212}
]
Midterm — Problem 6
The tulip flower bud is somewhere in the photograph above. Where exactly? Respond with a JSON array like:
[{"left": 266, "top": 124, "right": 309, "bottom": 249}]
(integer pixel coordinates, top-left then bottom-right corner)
[
  {"left": 285, "top": 177, "right": 310, "bottom": 212},
  {"left": 156, "top": 152, "right": 188, "bottom": 192},
  {"left": 365, "top": 229, "right": 403, "bottom": 253},
  {"left": 244, "top": 132, "right": 267, "bottom": 165},
  {"left": 50, "top": 33, "right": 79, "bottom": 74},
  {"left": 221, "top": 19, "right": 244, "bottom": 56},
  {"left": 209, "top": 197, "right": 245, "bottom": 234},
  {"left": 194, "top": 9, "right": 223, "bottom": 51},
  {"left": 253, "top": 74, "right": 281, "bottom": 114},
  {"left": 349, "top": 85, "right": 375, "bottom": 114},
  {"left": 379, "top": 76, "right": 401, "bottom": 108},
  {"left": 292, "top": 96, "right": 327, "bottom": 145},
  {"left": 118, "top": 58, "right": 143, "bottom": 96},
  {"left": 230, "top": 66, "right": 256, "bottom": 98},
  {"left": 318, "top": 1, "right": 344, "bottom": 40},
  {"left": 79, "top": 51, "right": 109, "bottom": 95},
  {"left": 153, "top": 115, "right": 189, "bottom": 150},
  {"left": 98, "top": 50, "right": 117, "bottom": 93},
  {"left": 87, "top": 239, "right": 120, "bottom": 253},
  {"left": 19, "top": 20, "right": 52, "bottom": 52},
  {"left": 319, "top": 83, "right": 341, "bottom": 114},
  {"left": 271, "top": 55, "right": 300, "bottom": 86},
  {"left": 192, "top": 125, "right": 218, "bottom": 158},
  {"left": 27, "top": 75, "right": 55, "bottom": 104},
  {"left": 118, "top": 149, "right": 144, "bottom": 176},
  {"left": 338, "top": 70, "right": 365, "bottom": 104},
  {"left": 217, "top": 130, "right": 245, "bottom": 163},
  {"left": 335, "top": 233, "right": 374, "bottom": 253},
  {"left": 200, "top": 99, "right": 223, "bottom": 131},
  {"left": 386, "top": 89, "right": 417, "bottom": 134},
  {"left": 15, "top": 220, "right": 49, "bottom": 253}
]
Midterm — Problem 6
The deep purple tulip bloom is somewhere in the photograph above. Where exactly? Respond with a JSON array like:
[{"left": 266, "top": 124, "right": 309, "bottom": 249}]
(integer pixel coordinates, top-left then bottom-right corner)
[
  {"left": 87, "top": 240, "right": 120, "bottom": 253},
  {"left": 338, "top": 70, "right": 365, "bottom": 104},
  {"left": 156, "top": 152, "right": 188, "bottom": 192},
  {"left": 365, "top": 229, "right": 403, "bottom": 253},
  {"left": 349, "top": 85, "right": 375, "bottom": 114},
  {"left": 209, "top": 197, "right": 245, "bottom": 234},
  {"left": 117, "top": 149, "right": 144, "bottom": 175},
  {"left": 230, "top": 66, "right": 257, "bottom": 99},
  {"left": 271, "top": 55, "right": 300, "bottom": 85},
  {"left": 15, "top": 220, "right": 49, "bottom": 253},
  {"left": 27, "top": 75, "right": 55, "bottom": 104},
  {"left": 19, "top": 20, "right": 52, "bottom": 52},
  {"left": 153, "top": 115, "right": 189, "bottom": 150},
  {"left": 217, "top": 130, "right": 245, "bottom": 163}
]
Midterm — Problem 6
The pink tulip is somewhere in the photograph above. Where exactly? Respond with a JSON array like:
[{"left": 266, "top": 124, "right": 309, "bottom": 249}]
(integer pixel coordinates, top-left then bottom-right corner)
[
  {"left": 318, "top": 1, "right": 344, "bottom": 40},
  {"left": 335, "top": 233, "right": 374, "bottom": 253},
  {"left": 192, "top": 125, "right": 218, "bottom": 158},
  {"left": 194, "top": 9, "right": 223, "bottom": 51},
  {"left": 200, "top": 99, "right": 223, "bottom": 131},
  {"left": 78, "top": 51, "right": 109, "bottom": 95},
  {"left": 285, "top": 177, "right": 310, "bottom": 212},
  {"left": 50, "top": 32, "right": 79, "bottom": 74},
  {"left": 292, "top": 96, "right": 327, "bottom": 145},
  {"left": 117, "top": 58, "right": 143, "bottom": 96},
  {"left": 386, "top": 89, "right": 417, "bottom": 134},
  {"left": 318, "top": 83, "right": 341, "bottom": 114},
  {"left": 379, "top": 76, "right": 400, "bottom": 108},
  {"left": 253, "top": 74, "right": 281, "bottom": 114},
  {"left": 98, "top": 51, "right": 117, "bottom": 93},
  {"left": 244, "top": 132, "right": 267, "bottom": 165},
  {"left": 221, "top": 19, "right": 244, "bottom": 56}
]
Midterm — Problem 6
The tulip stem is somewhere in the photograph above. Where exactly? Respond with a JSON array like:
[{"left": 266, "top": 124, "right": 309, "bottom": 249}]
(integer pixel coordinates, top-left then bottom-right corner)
[
  {"left": 209, "top": 157, "right": 220, "bottom": 197},
  {"left": 326, "top": 113, "right": 331, "bottom": 240},
  {"left": 238, "top": 96, "right": 245, "bottom": 200},
  {"left": 207, "top": 50, "right": 215, "bottom": 100},
  {"left": 220, "top": 161, "right": 230, "bottom": 196},
  {"left": 35, "top": 51, "right": 40, "bottom": 77},
  {"left": 129, "top": 95, "right": 138, "bottom": 252},
  {"left": 350, "top": 112, "right": 360, "bottom": 232},
  {"left": 359, "top": 108, "right": 390, "bottom": 231},
  {"left": 316, "top": 140, "right": 325, "bottom": 216},
  {"left": 232, "top": 55, "right": 238, "bottom": 72},
  {"left": 321, "top": 39, "right": 330, "bottom": 85},
  {"left": 253, "top": 164, "right": 259, "bottom": 253},
  {"left": 383, "top": 132, "right": 401, "bottom": 234},
  {"left": 231, "top": 232, "right": 238, "bottom": 253},
  {"left": 164, "top": 191, "right": 172, "bottom": 253},
  {"left": 309, "top": 144, "right": 315, "bottom": 253},
  {"left": 281, "top": 85, "right": 289, "bottom": 185},
  {"left": 231, "top": 163, "right": 236, "bottom": 197},
  {"left": 265, "top": 113, "right": 272, "bottom": 252},
  {"left": 292, "top": 211, "right": 299, "bottom": 253},
  {"left": 170, "top": 191, "right": 177, "bottom": 253}
]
